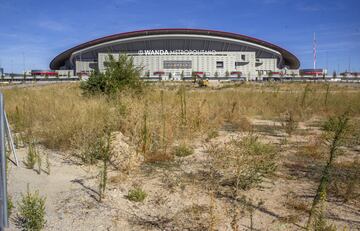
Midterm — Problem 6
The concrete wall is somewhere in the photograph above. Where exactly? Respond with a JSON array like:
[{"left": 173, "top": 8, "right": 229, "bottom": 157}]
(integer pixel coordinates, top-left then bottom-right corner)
[
  {"left": 57, "top": 70, "right": 74, "bottom": 77},
  {"left": 75, "top": 61, "right": 97, "bottom": 74},
  {"left": 72, "top": 52, "right": 299, "bottom": 80},
  {"left": 96, "top": 52, "right": 286, "bottom": 80}
]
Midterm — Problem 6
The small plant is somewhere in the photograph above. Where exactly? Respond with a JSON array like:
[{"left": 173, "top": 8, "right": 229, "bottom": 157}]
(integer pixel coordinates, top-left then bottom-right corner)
[
  {"left": 206, "top": 130, "right": 219, "bottom": 142},
  {"left": 174, "top": 144, "right": 194, "bottom": 157},
  {"left": 324, "top": 83, "right": 330, "bottom": 108},
  {"left": 178, "top": 85, "right": 187, "bottom": 127},
  {"left": 141, "top": 100, "right": 149, "bottom": 155},
  {"left": 98, "top": 128, "right": 112, "bottom": 201},
  {"left": 16, "top": 187, "right": 46, "bottom": 231},
  {"left": 25, "top": 141, "right": 37, "bottom": 169},
  {"left": 127, "top": 188, "right": 147, "bottom": 202},
  {"left": 208, "top": 135, "right": 277, "bottom": 191},
  {"left": 7, "top": 195, "right": 14, "bottom": 217},
  {"left": 281, "top": 110, "right": 298, "bottom": 137},
  {"left": 307, "top": 113, "right": 349, "bottom": 230},
  {"left": 330, "top": 158, "right": 360, "bottom": 203},
  {"left": 77, "top": 132, "right": 109, "bottom": 165},
  {"left": 36, "top": 151, "right": 42, "bottom": 175},
  {"left": 301, "top": 84, "right": 311, "bottom": 108}
]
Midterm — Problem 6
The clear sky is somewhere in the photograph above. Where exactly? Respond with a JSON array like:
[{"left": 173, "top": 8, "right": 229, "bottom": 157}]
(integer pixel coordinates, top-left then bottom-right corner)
[{"left": 1, "top": 0, "right": 359, "bottom": 73}]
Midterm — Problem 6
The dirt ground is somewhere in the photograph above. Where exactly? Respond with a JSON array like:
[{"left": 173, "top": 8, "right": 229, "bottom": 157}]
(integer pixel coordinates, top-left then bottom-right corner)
[{"left": 6, "top": 118, "right": 360, "bottom": 231}]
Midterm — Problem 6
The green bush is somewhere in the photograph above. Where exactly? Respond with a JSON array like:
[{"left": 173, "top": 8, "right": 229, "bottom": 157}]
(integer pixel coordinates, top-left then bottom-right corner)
[
  {"left": 209, "top": 135, "right": 277, "bottom": 191},
  {"left": 17, "top": 188, "right": 46, "bottom": 231},
  {"left": 80, "top": 54, "right": 143, "bottom": 95},
  {"left": 174, "top": 144, "right": 194, "bottom": 157},
  {"left": 127, "top": 188, "right": 147, "bottom": 202},
  {"left": 25, "top": 142, "right": 37, "bottom": 169}
]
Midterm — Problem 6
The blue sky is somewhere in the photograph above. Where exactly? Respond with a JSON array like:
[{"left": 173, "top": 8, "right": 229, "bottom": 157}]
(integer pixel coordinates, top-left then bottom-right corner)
[{"left": 1, "top": 0, "right": 359, "bottom": 73}]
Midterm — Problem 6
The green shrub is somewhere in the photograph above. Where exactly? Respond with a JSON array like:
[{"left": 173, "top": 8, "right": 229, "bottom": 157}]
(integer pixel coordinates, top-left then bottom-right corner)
[
  {"left": 127, "top": 188, "right": 147, "bottom": 202},
  {"left": 307, "top": 113, "right": 349, "bottom": 230},
  {"left": 17, "top": 188, "right": 46, "bottom": 231},
  {"left": 209, "top": 135, "right": 277, "bottom": 191},
  {"left": 80, "top": 54, "right": 143, "bottom": 95},
  {"left": 25, "top": 142, "right": 37, "bottom": 169},
  {"left": 174, "top": 144, "right": 194, "bottom": 157},
  {"left": 98, "top": 128, "right": 112, "bottom": 201}
]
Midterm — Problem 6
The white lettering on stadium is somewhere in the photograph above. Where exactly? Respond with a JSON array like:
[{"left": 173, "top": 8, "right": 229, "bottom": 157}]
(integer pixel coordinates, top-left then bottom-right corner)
[{"left": 138, "top": 50, "right": 217, "bottom": 56}]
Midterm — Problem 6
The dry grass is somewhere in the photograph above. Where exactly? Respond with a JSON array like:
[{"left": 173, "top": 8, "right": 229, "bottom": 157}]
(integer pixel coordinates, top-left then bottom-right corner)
[
  {"left": 4, "top": 84, "right": 120, "bottom": 151},
  {"left": 4, "top": 82, "right": 360, "bottom": 230},
  {"left": 297, "top": 135, "right": 326, "bottom": 160},
  {"left": 3, "top": 82, "right": 360, "bottom": 164},
  {"left": 208, "top": 135, "right": 277, "bottom": 191}
]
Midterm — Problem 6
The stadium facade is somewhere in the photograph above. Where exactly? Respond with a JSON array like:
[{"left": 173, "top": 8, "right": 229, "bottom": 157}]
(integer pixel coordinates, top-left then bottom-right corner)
[{"left": 50, "top": 29, "right": 300, "bottom": 80}]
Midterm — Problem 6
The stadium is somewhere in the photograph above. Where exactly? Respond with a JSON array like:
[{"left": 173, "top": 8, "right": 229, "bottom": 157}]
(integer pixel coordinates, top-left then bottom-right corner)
[{"left": 50, "top": 28, "right": 300, "bottom": 80}]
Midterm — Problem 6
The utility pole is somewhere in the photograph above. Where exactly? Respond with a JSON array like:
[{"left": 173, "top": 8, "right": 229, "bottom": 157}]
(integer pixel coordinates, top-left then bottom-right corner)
[
  {"left": 326, "top": 52, "right": 328, "bottom": 71},
  {"left": 22, "top": 52, "right": 25, "bottom": 74},
  {"left": 313, "top": 32, "right": 316, "bottom": 70},
  {"left": 348, "top": 56, "right": 351, "bottom": 73}
]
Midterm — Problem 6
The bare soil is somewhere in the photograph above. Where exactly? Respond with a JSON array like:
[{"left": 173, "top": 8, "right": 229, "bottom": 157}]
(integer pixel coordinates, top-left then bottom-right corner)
[{"left": 7, "top": 119, "right": 360, "bottom": 231}]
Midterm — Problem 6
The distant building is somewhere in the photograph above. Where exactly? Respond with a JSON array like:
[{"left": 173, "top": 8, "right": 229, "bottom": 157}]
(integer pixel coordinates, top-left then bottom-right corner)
[
  {"left": 0, "top": 68, "right": 3, "bottom": 77},
  {"left": 300, "top": 69, "right": 327, "bottom": 76},
  {"left": 340, "top": 72, "right": 360, "bottom": 77},
  {"left": 50, "top": 28, "right": 300, "bottom": 80}
]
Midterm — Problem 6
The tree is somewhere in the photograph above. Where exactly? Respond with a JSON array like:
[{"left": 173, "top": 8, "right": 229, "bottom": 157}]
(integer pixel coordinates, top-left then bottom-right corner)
[
  {"left": 168, "top": 72, "right": 172, "bottom": 80},
  {"left": 332, "top": 71, "right": 337, "bottom": 79},
  {"left": 81, "top": 54, "right": 143, "bottom": 95},
  {"left": 214, "top": 71, "right": 219, "bottom": 78}
]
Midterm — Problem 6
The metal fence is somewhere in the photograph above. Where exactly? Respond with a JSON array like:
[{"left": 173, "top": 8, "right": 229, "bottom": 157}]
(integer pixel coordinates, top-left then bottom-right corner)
[
  {"left": 0, "top": 93, "right": 8, "bottom": 231},
  {"left": 0, "top": 93, "right": 18, "bottom": 231}
]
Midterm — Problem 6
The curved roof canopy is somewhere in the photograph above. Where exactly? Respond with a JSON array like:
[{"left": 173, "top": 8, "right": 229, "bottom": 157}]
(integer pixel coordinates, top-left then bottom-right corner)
[{"left": 50, "top": 28, "right": 300, "bottom": 70}]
